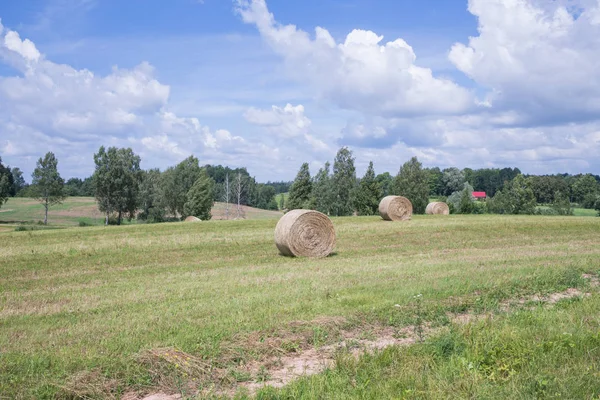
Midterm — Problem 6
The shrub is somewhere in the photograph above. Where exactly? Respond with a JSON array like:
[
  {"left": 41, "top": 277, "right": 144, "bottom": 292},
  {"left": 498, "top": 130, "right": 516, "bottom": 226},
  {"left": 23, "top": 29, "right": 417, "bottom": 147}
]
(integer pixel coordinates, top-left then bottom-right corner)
[{"left": 78, "top": 220, "right": 93, "bottom": 227}]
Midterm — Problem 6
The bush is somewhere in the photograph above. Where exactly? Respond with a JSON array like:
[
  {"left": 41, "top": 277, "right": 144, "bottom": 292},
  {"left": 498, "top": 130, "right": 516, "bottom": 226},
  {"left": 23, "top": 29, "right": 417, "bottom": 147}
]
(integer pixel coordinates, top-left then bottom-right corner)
[
  {"left": 78, "top": 220, "right": 93, "bottom": 227},
  {"left": 472, "top": 201, "right": 487, "bottom": 214},
  {"left": 14, "top": 225, "right": 29, "bottom": 232}
]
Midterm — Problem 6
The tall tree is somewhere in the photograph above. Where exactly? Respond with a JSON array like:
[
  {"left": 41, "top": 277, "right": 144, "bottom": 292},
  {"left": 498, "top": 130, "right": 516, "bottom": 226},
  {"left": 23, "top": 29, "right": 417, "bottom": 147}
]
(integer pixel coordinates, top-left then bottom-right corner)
[
  {"left": 442, "top": 167, "right": 466, "bottom": 196},
  {"left": 376, "top": 172, "right": 394, "bottom": 197},
  {"left": 233, "top": 171, "right": 248, "bottom": 218},
  {"left": 572, "top": 174, "right": 599, "bottom": 207},
  {"left": 93, "top": 146, "right": 142, "bottom": 225},
  {"left": 392, "top": 157, "right": 429, "bottom": 214},
  {"left": 162, "top": 156, "right": 201, "bottom": 219},
  {"left": 313, "top": 161, "right": 334, "bottom": 214},
  {"left": 488, "top": 174, "right": 536, "bottom": 215},
  {"left": 138, "top": 169, "right": 166, "bottom": 222},
  {"left": 287, "top": 162, "right": 313, "bottom": 210},
  {"left": 183, "top": 170, "right": 215, "bottom": 220},
  {"left": 425, "top": 167, "right": 443, "bottom": 196},
  {"left": 0, "top": 157, "right": 11, "bottom": 209},
  {"left": 10, "top": 167, "right": 24, "bottom": 196},
  {"left": 31, "top": 152, "right": 66, "bottom": 225},
  {"left": 354, "top": 161, "right": 383, "bottom": 216},
  {"left": 331, "top": 147, "right": 357, "bottom": 216}
]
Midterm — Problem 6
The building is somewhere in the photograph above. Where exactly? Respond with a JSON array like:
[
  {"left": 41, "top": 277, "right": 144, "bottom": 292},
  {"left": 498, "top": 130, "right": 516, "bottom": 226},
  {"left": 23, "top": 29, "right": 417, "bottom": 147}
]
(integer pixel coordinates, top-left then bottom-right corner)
[{"left": 472, "top": 191, "right": 487, "bottom": 200}]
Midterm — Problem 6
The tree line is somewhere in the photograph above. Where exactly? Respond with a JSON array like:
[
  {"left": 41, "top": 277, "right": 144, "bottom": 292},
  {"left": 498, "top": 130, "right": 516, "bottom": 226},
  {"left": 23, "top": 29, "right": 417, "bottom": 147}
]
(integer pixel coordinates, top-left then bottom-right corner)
[
  {"left": 285, "top": 148, "right": 600, "bottom": 216},
  {"left": 1, "top": 147, "right": 600, "bottom": 224}
]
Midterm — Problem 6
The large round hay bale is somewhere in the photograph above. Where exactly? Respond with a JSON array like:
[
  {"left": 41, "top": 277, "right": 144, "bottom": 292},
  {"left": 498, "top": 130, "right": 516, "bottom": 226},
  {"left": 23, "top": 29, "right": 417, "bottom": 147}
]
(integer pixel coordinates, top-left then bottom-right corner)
[
  {"left": 184, "top": 216, "right": 201, "bottom": 222},
  {"left": 379, "top": 196, "right": 413, "bottom": 221},
  {"left": 274, "top": 209, "right": 336, "bottom": 257},
  {"left": 426, "top": 202, "right": 450, "bottom": 215}
]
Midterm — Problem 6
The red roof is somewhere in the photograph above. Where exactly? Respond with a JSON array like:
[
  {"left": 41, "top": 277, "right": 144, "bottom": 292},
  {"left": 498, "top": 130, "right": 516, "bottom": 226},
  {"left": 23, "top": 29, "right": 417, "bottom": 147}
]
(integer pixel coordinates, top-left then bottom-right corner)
[{"left": 472, "top": 192, "right": 487, "bottom": 198}]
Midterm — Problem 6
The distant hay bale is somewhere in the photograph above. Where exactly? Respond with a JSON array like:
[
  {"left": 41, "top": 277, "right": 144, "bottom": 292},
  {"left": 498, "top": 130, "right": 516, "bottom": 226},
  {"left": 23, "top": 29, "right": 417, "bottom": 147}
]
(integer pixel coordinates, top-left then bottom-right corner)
[
  {"left": 274, "top": 209, "right": 336, "bottom": 257},
  {"left": 379, "top": 196, "right": 413, "bottom": 221},
  {"left": 426, "top": 202, "right": 450, "bottom": 215},
  {"left": 184, "top": 216, "right": 201, "bottom": 222}
]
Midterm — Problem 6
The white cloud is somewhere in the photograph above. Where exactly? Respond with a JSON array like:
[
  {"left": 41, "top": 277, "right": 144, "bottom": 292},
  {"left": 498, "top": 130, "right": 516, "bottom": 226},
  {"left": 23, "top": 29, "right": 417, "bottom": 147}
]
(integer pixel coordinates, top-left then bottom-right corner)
[
  {"left": 449, "top": 0, "right": 600, "bottom": 124},
  {"left": 0, "top": 22, "right": 271, "bottom": 178},
  {"left": 244, "top": 103, "right": 330, "bottom": 152},
  {"left": 235, "top": 0, "right": 474, "bottom": 117}
]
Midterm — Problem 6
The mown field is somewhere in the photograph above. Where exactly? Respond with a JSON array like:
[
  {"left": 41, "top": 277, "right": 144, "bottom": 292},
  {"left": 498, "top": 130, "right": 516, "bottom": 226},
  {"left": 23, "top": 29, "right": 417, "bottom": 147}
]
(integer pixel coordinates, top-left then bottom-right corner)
[
  {"left": 0, "top": 197, "right": 282, "bottom": 231},
  {"left": 1, "top": 213, "right": 599, "bottom": 399}
]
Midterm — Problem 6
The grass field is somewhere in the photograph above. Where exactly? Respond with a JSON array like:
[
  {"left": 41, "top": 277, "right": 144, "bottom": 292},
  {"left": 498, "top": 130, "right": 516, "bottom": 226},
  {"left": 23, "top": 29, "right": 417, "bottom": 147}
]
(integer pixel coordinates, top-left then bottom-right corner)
[
  {"left": 1, "top": 214, "right": 599, "bottom": 399},
  {"left": 0, "top": 198, "right": 282, "bottom": 231}
]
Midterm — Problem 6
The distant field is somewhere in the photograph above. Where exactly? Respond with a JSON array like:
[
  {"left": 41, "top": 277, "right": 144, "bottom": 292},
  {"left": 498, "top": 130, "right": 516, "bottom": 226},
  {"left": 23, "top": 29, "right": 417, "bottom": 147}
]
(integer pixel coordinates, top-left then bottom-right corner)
[
  {"left": 1, "top": 214, "right": 599, "bottom": 399},
  {"left": 0, "top": 197, "right": 282, "bottom": 229}
]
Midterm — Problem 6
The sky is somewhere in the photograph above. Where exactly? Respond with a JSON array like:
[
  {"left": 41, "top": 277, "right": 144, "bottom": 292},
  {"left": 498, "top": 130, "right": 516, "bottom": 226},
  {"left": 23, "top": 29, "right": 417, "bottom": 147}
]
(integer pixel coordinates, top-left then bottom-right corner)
[{"left": 1, "top": 0, "right": 600, "bottom": 182}]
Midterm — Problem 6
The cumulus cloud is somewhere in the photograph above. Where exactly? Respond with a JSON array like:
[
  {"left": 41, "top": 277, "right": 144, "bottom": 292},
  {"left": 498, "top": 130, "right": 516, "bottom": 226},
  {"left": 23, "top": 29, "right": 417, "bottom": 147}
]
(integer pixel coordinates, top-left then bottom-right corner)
[
  {"left": 244, "top": 103, "right": 329, "bottom": 151},
  {"left": 0, "top": 21, "right": 272, "bottom": 178},
  {"left": 449, "top": 0, "right": 600, "bottom": 125},
  {"left": 235, "top": 0, "right": 474, "bottom": 117}
]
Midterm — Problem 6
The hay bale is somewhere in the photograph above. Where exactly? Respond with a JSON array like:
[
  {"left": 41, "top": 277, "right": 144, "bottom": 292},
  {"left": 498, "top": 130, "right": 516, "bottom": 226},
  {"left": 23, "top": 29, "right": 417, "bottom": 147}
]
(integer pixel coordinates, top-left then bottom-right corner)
[
  {"left": 184, "top": 216, "right": 201, "bottom": 222},
  {"left": 426, "top": 202, "right": 450, "bottom": 215},
  {"left": 379, "top": 196, "right": 413, "bottom": 221},
  {"left": 274, "top": 209, "right": 336, "bottom": 257}
]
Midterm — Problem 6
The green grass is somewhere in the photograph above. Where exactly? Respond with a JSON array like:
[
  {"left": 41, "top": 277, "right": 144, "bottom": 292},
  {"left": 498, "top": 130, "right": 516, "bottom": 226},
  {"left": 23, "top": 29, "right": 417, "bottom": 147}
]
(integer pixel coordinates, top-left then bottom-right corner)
[
  {"left": 1, "top": 215, "right": 599, "bottom": 398},
  {"left": 0, "top": 197, "right": 282, "bottom": 229},
  {"left": 573, "top": 207, "right": 599, "bottom": 217}
]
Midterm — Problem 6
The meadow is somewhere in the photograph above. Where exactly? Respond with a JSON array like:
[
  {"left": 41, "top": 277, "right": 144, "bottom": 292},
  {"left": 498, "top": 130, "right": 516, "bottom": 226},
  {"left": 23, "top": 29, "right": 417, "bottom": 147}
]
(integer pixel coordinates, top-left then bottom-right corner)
[{"left": 1, "top": 201, "right": 600, "bottom": 399}]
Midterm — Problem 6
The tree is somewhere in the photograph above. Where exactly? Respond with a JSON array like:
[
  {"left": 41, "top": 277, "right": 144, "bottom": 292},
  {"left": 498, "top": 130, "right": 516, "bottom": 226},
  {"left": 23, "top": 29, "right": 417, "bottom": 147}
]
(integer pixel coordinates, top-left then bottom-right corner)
[
  {"left": 233, "top": 171, "right": 248, "bottom": 218},
  {"left": 162, "top": 156, "right": 201, "bottom": 219},
  {"left": 447, "top": 183, "right": 475, "bottom": 214},
  {"left": 392, "top": 157, "right": 429, "bottom": 214},
  {"left": 331, "top": 147, "right": 357, "bottom": 216},
  {"left": 0, "top": 157, "right": 11, "bottom": 210},
  {"left": 313, "top": 161, "right": 334, "bottom": 214},
  {"left": 10, "top": 167, "right": 25, "bottom": 196},
  {"left": 552, "top": 191, "right": 573, "bottom": 216},
  {"left": 31, "top": 152, "right": 66, "bottom": 225},
  {"left": 354, "top": 161, "right": 383, "bottom": 215},
  {"left": 287, "top": 162, "right": 313, "bottom": 210},
  {"left": 442, "top": 167, "right": 466, "bottom": 196},
  {"left": 138, "top": 169, "right": 166, "bottom": 222},
  {"left": 93, "top": 146, "right": 142, "bottom": 225},
  {"left": 376, "top": 172, "right": 394, "bottom": 197},
  {"left": 488, "top": 174, "right": 536, "bottom": 215},
  {"left": 254, "top": 184, "right": 278, "bottom": 210},
  {"left": 425, "top": 167, "right": 443, "bottom": 196},
  {"left": 572, "top": 174, "right": 599, "bottom": 207},
  {"left": 183, "top": 170, "right": 215, "bottom": 220}
]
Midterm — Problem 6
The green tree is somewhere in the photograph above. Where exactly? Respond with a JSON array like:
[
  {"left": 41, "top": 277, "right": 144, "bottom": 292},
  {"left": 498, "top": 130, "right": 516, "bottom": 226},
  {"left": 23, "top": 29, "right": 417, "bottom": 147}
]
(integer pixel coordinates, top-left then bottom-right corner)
[
  {"left": 551, "top": 191, "right": 573, "bottom": 215},
  {"left": 313, "top": 161, "right": 334, "bottom": 214},
  {"left": 442, "top": 167, "right": 466, "bottom": 196},
  {"left": 331, "top": 147, "right": 357, "bottom": 216},
  {"left": 375, "top": 172, "right": 394, "bottom": 197},
  {"left": 354, "top": 161, "right": 383, "bottom": 215},
  {"left": 183, "top": 170, "right": 215, "bottom": 220},
  {"left": 447, "top": 183, "right": 475, "bottom": 214},
  {"left": 30, "top": 152, "right": 66, "bottom": 225},
  {"left": 10, "top": 167, "right": 25, "bottom": 196},
  {"left": 162, "top": 156, "right": 201, "bottom": 219},
  {"left": 0, "top": 157, "right": 11, "bottom": 209},
  {"left": 287, "top": 162, "right": 313, "bottom": 210},
  {"left": 488, "top": 174, "right": 536, "bottom": 215},
  {"left": 425, "top": 167, "right": 443, "bottom": 196},
  {"left": 572, "top": 174, "right": 599, "bottom": 207},
  {"left": 93, "top": 146, "right": 142, "bottom": 225},
  {"left": 392, "top": 157, "right": 429, "bottom": 214},
  {"left": 138, "top": 169, "right": 166, "bottom": 222}
]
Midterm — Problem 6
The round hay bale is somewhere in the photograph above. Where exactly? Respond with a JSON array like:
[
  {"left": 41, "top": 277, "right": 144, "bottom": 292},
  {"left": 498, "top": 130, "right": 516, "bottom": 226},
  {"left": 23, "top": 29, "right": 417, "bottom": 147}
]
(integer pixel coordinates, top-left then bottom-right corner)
[
  {"left": 274, "top": 209, "right": 336, "bottom": 257},
  {"left": 426, "top": 202, "right": 450, "bottom": 215},
  {"left": 379, "top": 196, "right": 413, "bottom": 221},
  {"left": 184, "top": 216, "right": 201, "bottom": 222}
]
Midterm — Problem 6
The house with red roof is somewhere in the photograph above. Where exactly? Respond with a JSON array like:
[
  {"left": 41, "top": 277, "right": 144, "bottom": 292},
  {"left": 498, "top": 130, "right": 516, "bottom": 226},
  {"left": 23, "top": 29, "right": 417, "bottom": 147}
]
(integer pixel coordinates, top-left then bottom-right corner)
[{"left": 472, "top": 192, "right": 487, "bottom": 200}]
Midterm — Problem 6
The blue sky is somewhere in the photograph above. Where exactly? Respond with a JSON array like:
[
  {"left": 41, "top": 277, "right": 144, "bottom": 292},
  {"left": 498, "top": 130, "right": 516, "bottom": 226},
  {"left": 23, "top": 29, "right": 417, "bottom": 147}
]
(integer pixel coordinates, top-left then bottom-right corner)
[{"left": 1, "top": 0, "right": 599, "bottom": 181}]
